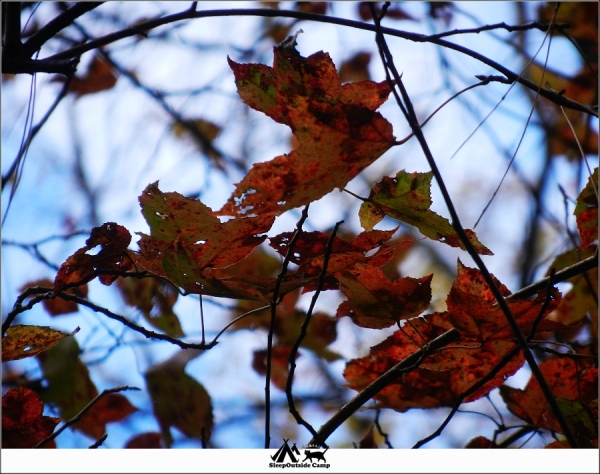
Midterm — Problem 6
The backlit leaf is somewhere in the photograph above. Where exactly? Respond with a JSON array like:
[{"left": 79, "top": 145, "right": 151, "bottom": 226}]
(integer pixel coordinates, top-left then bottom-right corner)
[
  {"left": 574, "top": 167, "right": 598, "bottom": 249},
  {"left": 447, "top": 260, "right": 561, "bottom": 342},
  {"left": 116, "top": 277, "right": 184, "bottom": 337},
  {"left": 269, "top": 228, "right": 398, "bottom": 292},
  {"left": 145, "top": 352, "right": 213, "bottom": 448},
  {"left": 218, "top": 48, "right": 395, "bottom": 217},
  {"left": 344, "top": 313, "right": 458, "bottom": 411},
  {"left": 359, "top": 170, "right": 492, "bottom": 255},
  {"left": 543, "top": 398, "right": 598, "bottom": 448},
  {"left": 134, "top": 182, "right": 274, "bottom": 298},
  {"left": 54, "top": 222, "right": 133, "bottom": 292},
  {"left": 547, "top": 247, "right": 598, "bottom": 332},
  {"left": 336, "top": 264, "right": 433, "bottom": 329},
  {"left": 2, "top": 325, "right": 78, "bottom": 361},
  {"left": 422, "top": 339, "right": 524, "bottom": 402},
  {"left": 76, "top": 393, "right": 137, "bottom": 438},
  {"left": 500, "top": 358, "right": 598, "bottom": 435},
  {"left": 66, "top": 54, "right": 118, "bottom": 97},
  {"left": 36, "top": 337, "right": 99, "bottom": 438},
  {"left": 21, "top": 279, "right": 88, "bottom": 316},
  {"left": 345, "top": 307, "right": 528, "bottom": 410},
  {"left": 2, "top": 387, "right": 60, "bottom": 448}
]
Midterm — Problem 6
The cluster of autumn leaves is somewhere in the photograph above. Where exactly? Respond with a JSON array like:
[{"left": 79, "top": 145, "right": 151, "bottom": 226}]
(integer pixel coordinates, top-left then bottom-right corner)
[{"left": 2, "top": 42, "right": 598, "bottom": 449}]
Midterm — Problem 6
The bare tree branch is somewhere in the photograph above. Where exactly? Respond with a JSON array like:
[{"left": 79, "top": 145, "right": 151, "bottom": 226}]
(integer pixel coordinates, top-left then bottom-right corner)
[{"left": 34, "top": 8, "right": 596, "bottom": 116}]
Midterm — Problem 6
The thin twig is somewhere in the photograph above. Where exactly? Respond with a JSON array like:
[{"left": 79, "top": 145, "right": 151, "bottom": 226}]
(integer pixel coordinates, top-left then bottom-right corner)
[
  {"left": 21, "top": 3, "right": 103, "bottom": 57},
  {"left": 34, "top": 385, "right": 140, "bottom": 448},
  {"left": 56, "top": 292, "right": 218, "bottom": 350},
  {"left": 285, "top": 220, "right": 343, "bottom": 447},
  {"left": 265, "top": 204, "right": 310, "bottom": 449},
  {"left": 2, "top": 70, "right": 76, "bottom": 192},
  {"left": 473, "top": 21, "right": 556, "bottom": 228},
  {"left": 35, "top": 8, "right": 595, "bottom": 116},
  {"left": 209, "top": 305, "right": 271, "bottom": 345},
  {"left": 309, "top": 324, "right": 459, "bottom": 446},
  {"left": 496, "top": 425, "right": 537, "bottom": 448},
  {"left": 412, "top": 345, "right": 521, "bottom": 448},
  {"left": 424, "top": 21, "right": 566, "bottom": 40},
  {"left": 526, "top": 268, "right": 556, "bottom": 341},
  {"left": 374, "top": 410, "right": 393, "bottom": 449},
  {"left": 88, "top": 434, "right": 108, "bottom": 449},
  {"left": 412, "top": 274, "right": 556, "bottom": 449}
]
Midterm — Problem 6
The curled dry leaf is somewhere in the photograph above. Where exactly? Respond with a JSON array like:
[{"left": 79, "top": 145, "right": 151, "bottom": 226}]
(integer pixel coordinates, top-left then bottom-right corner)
[{"left": 54, "top": 222, "right": 133, "bottom": 292}]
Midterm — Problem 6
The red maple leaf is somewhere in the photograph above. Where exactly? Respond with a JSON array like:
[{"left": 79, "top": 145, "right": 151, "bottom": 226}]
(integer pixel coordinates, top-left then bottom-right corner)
[{"left": 218, "top": 47, "right": 395, "bottom": 217}]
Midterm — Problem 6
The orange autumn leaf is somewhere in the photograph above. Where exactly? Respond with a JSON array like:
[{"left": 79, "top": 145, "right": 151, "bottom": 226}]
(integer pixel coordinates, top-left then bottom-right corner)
[
  {"left": 447, "top": 260, "right": 561, "bottom": 342},
  {"left": 335, "top": 264, "right": 433, "bottom": 329},
  {"left": 68, "top": 54, "right": 118, "bottom": 97},
  {"left": 134, "top": 182, "right": 275, "bottom": 299},
  {"left": 547, "top": 247, "right": 598, "bottom": 352},
  {"left": 344, "top": 313, "right": 457, "bottom": 412},
  {"left": 218, "top": 47, "right": 395, "bottom": 217},
  {"left": 500, "top": 358, "right": 598, "bottom": 446},
  {"left": 344, "top": 311, "right": 526, "bottom": 411},
  {"left": 2, "top": 387, "right": 60, "bottom": 448},
  {"left": 20, "top": 279, "right": 88, "bottom": 316},
  {"left": 76, "top": 393, "right": 137, "bottom": 439},
  {"left": 269, "top": 228, "right": 398, "bottom": 292}
]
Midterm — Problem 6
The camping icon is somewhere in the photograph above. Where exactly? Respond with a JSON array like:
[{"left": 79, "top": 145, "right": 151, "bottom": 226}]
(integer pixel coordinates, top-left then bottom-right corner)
[{"left": 271, "top": 439, "right": 301, "bottom": 463}]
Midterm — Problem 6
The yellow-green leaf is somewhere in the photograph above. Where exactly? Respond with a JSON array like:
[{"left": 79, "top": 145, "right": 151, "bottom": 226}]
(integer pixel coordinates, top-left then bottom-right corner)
[
  {"left": 359, "top": 170, "right": 492, "bottom": 255},
  {"left": 2, "top": 325, "right": 78, "bottom": 361}
]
